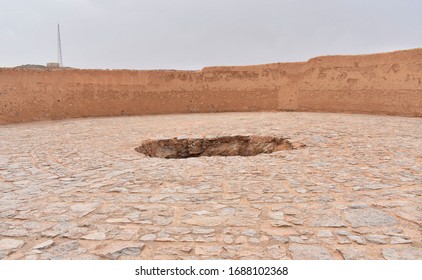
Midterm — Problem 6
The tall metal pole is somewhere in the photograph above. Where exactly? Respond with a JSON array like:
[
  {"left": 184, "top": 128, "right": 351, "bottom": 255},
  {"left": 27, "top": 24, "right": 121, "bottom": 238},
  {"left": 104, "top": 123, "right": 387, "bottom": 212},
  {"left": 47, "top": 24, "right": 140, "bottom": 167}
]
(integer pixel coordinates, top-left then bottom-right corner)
[{"left": 57, "top": 24, "right": 63, "bottom": 67}]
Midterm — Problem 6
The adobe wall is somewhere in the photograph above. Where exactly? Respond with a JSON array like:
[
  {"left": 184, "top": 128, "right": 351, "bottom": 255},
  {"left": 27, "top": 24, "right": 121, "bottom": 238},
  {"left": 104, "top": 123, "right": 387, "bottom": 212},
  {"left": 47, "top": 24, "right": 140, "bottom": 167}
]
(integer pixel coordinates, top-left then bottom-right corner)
[{"left": 1, "top": 48, "right": 421, "bottom": 124}]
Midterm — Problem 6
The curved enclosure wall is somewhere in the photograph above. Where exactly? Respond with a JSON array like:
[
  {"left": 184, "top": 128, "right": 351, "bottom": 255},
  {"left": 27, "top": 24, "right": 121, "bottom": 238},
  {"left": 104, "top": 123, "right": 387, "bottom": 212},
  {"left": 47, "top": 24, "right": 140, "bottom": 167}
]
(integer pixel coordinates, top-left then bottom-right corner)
[{"left": 1, "top": 48, "right": 422, "bottom": 124}]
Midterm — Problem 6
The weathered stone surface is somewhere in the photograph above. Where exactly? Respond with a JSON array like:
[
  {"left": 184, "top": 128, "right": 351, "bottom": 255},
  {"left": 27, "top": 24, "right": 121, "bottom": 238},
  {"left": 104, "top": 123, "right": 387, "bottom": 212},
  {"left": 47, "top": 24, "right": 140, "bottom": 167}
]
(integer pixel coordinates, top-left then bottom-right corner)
[
  {"left": 182, "top": 216, "right": 227, "bottom": 227},
  {"left": 382, "top": 247, "right": 422, "bottom": 260},
  {"left": 0, "top": 238, "right": 25, "bottom": 251},
  {"left": 194, "top": 245, "right": 223, "bottom": 256},
  {"left": 0, "top": 112, "right": 421, "bottom": 260},
  {"left": 223, "top": 236, "right": 234, "bottom": 244},
  {"left": 32, "top": 240, "right": 54, "bottom": 250},
  {"left": 365, "top": 235, "right": 389, "bottom": 244},
  {"left": 311, "top": 214, "right": 347, "bottom": 227},
  {"left": 269, "top": 211, "right": 285, "bottom": 220},
  {"left": 338, "top": 248, "right": 367, "bottom": 260},
  {"left": 234, "top": 236, "right": 248, "bottom": 244},
  {"left": 70, "top": 203, "right": 99, "bottom": 218},
  {"left": 383, "top": 228, "right": 403, "bottom": 236},
  {"left": 336, "top": 230, "right": 350, "bottom": 236},
  {"left": 289, "top": 236, "right": 306, "bottom": 244},
  {"left": 317, "top": 230, "right": 333, "bottom": 237},
  {"left": 106, "top": 218, "right": 131, "bottom": 223},
  {"left": 52, "top": 222, "right": 89, "bottom": 239},
  {"left": 39, "top": 241, "right": 87, "bottom": 260},
  {"left": 348, "top": 235, "right": 367, "bottom": 245},
  {"left": 152, "top": 244, "right": 193, "bottom": 259},
  {"left": 345, "top": 208, "right": 397, "bottom": 227},
  {"left": 242, "top": 229, "right": 257, "bottom": 237},
  {"left": 391, "top": 237, "right": 412, "bottom": 244},
  {"left": 95, "top": 242, "right": 144, "bottom": 259},
  {"left": 268, "top": 245, "right": 287, "bottom": 259},
  {"left": 81, "top": 232, "right": 107, "bottom": 240},
  {"left": 1, "top": 229, "right": 29, "bottom": 237},
  {"left": 140, "top": 234, "right": 156, "bottom": 241},
  {"left": 223, "top": 245, "right": 266, "bottom": 259},
  {"left": 271, "top": 220, "right": 293, "bottom": 227},
  {"left": 289, "top": 245, "right": 332, "bottom": 260}
]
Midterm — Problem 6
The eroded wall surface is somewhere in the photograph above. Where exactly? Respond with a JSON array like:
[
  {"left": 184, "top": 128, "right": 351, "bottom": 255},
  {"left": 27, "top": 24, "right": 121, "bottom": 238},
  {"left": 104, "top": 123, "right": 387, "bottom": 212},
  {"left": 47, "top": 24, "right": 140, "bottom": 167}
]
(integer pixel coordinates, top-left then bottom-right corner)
[{"left": 1, "top": 48, "right": 421, "bottom": 124}]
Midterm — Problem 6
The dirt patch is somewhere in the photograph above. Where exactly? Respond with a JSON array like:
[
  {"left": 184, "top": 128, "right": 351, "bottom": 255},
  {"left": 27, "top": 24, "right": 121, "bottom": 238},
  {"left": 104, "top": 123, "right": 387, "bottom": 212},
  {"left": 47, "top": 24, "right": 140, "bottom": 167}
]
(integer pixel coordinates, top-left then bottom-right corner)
[{"left": 135, "top": 135, "right": 295, "bottom": 158}]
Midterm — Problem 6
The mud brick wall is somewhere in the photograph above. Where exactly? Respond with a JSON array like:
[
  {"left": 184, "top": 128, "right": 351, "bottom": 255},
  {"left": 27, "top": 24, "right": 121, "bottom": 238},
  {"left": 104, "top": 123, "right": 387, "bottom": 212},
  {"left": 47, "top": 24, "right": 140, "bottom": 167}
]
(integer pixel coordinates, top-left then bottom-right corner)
[{"left": 1, "top": 48, "right": 421, "bottom": 124}]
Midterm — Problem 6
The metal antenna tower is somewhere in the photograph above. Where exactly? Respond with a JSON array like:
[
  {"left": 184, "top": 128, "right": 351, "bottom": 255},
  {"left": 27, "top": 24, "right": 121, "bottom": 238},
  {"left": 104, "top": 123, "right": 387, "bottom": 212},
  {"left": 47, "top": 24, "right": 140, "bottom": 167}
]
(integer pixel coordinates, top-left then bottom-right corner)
[{"left": 57, "top": 24, "right": 63, "bottom": 67}]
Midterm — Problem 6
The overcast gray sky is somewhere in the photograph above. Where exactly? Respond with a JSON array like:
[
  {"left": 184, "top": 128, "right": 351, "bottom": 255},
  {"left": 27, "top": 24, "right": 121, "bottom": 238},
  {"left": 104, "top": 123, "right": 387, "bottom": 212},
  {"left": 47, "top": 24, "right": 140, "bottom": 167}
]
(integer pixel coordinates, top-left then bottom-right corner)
[{"left": 1, "top": 0, "right": 421, "bottom": 70}]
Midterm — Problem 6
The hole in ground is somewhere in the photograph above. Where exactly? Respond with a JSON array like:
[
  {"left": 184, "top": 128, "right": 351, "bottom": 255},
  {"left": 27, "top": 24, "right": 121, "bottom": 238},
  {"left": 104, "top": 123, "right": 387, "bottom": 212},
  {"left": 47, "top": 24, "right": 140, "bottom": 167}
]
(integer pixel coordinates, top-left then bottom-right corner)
[{"left": 135, "top": 135, "right": 297, "bottom": 159}]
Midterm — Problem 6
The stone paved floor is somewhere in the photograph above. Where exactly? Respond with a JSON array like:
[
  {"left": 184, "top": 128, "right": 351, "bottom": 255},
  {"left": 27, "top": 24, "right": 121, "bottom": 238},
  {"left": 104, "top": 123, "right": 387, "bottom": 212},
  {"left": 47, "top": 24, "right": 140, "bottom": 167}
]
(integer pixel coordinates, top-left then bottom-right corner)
[{"left": 0, "top": 112, "right": 421, "bottom": 260}]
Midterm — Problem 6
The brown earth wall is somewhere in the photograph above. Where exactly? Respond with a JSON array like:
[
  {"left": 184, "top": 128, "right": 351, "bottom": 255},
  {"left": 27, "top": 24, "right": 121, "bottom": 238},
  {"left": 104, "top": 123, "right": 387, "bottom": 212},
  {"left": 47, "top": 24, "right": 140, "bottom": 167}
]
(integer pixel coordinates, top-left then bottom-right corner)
[{"left": 1, "top": 48, "right": 421, "bottom": 124}]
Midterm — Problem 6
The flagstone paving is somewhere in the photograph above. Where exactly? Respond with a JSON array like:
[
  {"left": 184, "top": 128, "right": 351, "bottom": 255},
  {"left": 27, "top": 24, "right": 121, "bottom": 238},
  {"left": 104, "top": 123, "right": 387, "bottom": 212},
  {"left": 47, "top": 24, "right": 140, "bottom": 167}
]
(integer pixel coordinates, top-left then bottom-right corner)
[{"left": 0, "top": 112, "right": 421, "bottom": 260}]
